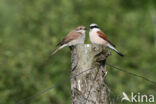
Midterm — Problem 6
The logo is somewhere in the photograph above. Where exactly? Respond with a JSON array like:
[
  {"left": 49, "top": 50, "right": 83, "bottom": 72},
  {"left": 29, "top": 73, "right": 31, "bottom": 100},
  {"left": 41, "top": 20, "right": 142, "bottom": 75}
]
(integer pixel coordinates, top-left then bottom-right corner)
[{"left": 121, "top": 92, "right": 155, "bottom": 103}]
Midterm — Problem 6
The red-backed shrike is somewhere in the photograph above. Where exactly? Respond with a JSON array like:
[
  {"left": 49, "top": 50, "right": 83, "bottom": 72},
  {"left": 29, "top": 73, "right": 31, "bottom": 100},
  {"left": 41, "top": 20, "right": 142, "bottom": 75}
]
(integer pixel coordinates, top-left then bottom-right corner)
[
  {"left": 89, "top": 23, "right": 124, "bottom": 56},
  {"left": 51, "top": 26, "right": 87, "bottom": 56}
]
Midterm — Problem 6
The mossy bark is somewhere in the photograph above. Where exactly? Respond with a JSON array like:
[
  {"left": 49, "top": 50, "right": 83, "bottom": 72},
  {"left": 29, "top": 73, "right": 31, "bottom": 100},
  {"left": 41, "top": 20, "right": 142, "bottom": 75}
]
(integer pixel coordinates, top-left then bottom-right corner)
[{"left": 70, "top": 44, "right": 110, "bottom": 104}]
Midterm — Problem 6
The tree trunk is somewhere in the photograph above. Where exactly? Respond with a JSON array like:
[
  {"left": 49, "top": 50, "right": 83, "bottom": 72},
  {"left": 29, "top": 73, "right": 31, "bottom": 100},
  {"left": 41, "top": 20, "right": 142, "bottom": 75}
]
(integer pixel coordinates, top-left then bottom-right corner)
[{"left": 70, "top": 44, "right": 110, "bottom": 104}]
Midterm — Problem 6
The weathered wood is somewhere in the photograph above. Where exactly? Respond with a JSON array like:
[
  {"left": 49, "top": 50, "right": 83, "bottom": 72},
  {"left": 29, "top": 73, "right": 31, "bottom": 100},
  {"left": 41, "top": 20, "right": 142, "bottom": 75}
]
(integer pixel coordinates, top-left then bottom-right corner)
[{"left": 70, "top": 44, "right": 110, "bottom": 104}]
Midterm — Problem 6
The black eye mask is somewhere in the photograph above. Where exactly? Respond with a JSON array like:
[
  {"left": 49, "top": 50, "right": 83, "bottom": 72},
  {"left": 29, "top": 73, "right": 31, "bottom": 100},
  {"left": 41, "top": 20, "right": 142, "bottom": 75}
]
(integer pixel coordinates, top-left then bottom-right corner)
[{"left": 90, "top": 26, "right": 99, "bottom": 29}]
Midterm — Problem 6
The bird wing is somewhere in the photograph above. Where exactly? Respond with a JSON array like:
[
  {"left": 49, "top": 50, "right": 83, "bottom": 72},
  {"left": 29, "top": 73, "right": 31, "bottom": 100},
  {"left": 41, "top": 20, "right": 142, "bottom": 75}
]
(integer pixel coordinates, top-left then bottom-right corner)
[
  {"left": 97, "top": 31, "right": 116, "bottom": 47},
  {"left": 57, "top": 31, "right": 80, "bottom": 46}
]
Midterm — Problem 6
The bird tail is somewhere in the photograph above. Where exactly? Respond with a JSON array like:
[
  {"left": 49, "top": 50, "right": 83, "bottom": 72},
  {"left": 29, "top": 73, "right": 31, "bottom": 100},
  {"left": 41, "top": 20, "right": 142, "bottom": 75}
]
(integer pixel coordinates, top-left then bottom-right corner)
[
  {"left": 107, "top": 44, "right": 124, "bottom": 57},
  {"left": 51, "top": 44, "right": 67, "bottom": 56}
]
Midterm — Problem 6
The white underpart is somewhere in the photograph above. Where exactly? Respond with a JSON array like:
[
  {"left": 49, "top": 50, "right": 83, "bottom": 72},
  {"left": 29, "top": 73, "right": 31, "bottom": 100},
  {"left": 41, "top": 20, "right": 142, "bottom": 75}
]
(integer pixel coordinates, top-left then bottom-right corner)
[
  {"left": 67, "top": 30, "right": 86, "bottom": 46},
  {"left": 89, "top": 28, "right": 108, "bottom": 46},
  {"left": 78, "top": 80, "right": 81, "bottom": 91},
  {"left": 89, "top": 28, "right": 121, "bottom": 55}
]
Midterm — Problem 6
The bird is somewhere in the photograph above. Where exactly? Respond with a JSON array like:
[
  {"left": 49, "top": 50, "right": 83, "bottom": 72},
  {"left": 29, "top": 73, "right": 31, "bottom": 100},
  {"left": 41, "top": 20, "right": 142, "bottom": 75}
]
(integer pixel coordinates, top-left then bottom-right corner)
[
  {"left": 89, "top": 23, "right": 124, "bottom": 56},
  {"left": 51, "top": 26, "right": 87, "bottom": 56}
]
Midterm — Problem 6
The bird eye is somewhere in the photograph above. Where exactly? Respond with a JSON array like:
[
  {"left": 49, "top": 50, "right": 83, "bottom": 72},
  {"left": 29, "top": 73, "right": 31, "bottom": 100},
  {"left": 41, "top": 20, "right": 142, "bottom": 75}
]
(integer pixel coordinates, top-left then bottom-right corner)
[{"left": 80, "top": 28, "right": 82, "bottom": 30}]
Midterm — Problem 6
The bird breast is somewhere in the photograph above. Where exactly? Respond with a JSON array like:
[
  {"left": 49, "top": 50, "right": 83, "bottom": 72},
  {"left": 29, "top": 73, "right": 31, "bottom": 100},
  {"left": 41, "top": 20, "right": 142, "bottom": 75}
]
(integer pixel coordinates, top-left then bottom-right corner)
[
  {"left": 89, "top": 29, "right": 108, "bottom": 46},
  {"left": 68, "top": 32, "right": 85, "bottom": 46}
]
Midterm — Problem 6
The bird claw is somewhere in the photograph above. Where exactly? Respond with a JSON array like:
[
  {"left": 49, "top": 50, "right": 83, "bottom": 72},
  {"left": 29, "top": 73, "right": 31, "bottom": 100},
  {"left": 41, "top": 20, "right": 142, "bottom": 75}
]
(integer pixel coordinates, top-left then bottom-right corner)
[{"left": 69, "top": 46, "right": 74, "bottom": 50}]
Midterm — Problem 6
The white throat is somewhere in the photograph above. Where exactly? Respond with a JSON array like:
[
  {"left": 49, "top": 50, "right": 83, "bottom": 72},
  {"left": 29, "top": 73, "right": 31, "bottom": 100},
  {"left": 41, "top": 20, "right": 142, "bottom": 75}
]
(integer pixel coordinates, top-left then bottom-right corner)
[
  {"left": 89, "top": 28, "right": 105, "bottom": 45},
  {"left": 77, "top": 30, "right": 86, "bottom": 35}
]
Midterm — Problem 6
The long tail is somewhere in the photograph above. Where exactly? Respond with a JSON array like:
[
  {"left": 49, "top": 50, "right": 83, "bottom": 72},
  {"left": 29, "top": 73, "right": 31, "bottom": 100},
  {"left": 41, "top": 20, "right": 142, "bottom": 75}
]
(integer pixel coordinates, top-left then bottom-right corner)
[
  {"left": 51, "top": 44, "right": 67, "bottom": 56},
  {"left": 107, "top": 44, "right": 124, "bottom": 57}
]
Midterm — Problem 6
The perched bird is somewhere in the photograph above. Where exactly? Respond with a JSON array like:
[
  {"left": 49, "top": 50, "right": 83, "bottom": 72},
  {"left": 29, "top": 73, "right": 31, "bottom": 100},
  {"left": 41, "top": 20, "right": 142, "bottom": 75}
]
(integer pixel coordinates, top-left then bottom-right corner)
[
  {"left": 51, "top": 26, "right": 87, "bottom": 56},
  {"left": 89, "top": 23, "right": 124, "bottom": 56}
]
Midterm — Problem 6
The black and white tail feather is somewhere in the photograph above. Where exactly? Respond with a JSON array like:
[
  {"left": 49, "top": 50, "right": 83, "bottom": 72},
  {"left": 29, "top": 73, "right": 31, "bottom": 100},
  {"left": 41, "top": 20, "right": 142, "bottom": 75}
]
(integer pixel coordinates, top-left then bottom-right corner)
[{"left": 107, "top": 44, "right": 124, "bottom": 57}]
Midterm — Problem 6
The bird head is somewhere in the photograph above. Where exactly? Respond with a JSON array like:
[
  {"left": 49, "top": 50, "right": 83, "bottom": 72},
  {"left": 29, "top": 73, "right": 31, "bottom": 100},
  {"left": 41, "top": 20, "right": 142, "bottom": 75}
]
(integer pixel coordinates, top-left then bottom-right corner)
[
  {"left": 90, "top": 23, "right": 99, "bottom": 29},
  {"left": 75, "top": 26, "right": 87, "bottom": 34}
]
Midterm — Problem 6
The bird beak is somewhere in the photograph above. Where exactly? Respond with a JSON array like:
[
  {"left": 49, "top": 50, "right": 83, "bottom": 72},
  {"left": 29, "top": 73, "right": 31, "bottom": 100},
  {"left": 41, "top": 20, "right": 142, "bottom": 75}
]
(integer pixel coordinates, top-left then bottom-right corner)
[{"left": 84, "top": 27, "right": 87, "bottom": 30}]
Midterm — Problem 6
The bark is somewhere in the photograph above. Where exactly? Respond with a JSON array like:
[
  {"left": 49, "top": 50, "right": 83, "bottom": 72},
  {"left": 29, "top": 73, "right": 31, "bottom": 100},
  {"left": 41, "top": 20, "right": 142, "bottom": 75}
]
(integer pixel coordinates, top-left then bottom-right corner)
[{"left": 70, "top": 44, "right": 110, "bottom": 104}]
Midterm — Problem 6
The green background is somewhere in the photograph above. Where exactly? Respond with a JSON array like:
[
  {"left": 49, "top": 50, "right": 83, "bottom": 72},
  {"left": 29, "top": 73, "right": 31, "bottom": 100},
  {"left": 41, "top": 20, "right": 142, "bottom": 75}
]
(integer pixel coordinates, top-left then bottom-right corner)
[{"left": 0, "top": 0, "right": 156, "bottom": 104}]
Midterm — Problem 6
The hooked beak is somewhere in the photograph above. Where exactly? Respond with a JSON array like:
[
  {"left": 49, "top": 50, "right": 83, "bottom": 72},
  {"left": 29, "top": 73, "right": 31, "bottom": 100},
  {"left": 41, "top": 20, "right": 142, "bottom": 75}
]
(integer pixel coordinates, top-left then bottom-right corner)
[{"left": 84, "top": 27, "right": 87, "bottom": 30}]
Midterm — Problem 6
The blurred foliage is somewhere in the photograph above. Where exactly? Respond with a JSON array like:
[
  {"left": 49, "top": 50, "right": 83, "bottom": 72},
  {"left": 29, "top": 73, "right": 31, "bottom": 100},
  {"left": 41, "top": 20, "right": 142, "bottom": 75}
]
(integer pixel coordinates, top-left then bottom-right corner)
[{"left": 0, "top": 0, "right": 156, "bottom": 104}]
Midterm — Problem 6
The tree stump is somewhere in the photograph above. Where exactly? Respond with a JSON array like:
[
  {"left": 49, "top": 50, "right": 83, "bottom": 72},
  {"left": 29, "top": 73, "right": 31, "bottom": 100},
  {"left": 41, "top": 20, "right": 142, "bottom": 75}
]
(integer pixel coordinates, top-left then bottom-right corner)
[{"left": 70, "top": 44, "right": 110, "bottom": 104}]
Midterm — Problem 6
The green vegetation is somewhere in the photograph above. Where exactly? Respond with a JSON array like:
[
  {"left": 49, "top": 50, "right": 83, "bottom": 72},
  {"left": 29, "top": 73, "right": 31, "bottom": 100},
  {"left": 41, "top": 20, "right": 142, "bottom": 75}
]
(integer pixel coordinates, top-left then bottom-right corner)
[{"left": 0, "top": 0, "right": 156, "bottom": 104}]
